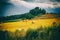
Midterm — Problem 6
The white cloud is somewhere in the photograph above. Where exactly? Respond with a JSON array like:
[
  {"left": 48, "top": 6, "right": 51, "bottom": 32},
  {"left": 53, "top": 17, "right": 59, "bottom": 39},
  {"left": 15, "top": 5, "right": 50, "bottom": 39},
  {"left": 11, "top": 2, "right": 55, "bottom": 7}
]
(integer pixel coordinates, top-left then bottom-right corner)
[
  {"left": 10, "top": 0, "right": 55, "bottom": 8},
  {"left": 3, "top": 0, "right": 60, "bottom": 16}
]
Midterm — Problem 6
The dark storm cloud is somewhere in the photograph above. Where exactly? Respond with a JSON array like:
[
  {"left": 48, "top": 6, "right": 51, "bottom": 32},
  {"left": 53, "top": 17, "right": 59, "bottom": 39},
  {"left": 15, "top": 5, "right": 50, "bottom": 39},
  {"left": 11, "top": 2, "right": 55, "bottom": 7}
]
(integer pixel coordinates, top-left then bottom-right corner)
[
  {"left": 0, "top": 0, "right": 11, "bottom": 17},
  {"left": 23, "top": 0, "right": 45, "bottom": 3},
  {"left": 0, "top": 0, "right": 9, "bottom": 3},
  {"left": 24, "top": 0, "right": 33, "bottom": 2},
  {"left": 24, "top": 0, "right": 36, "bottom": 2},
  {"left": 23, "top": 0, "right": 60, "bottom": 3},
  {"left": 50, "top": 0, "right": 60, "bottom": 2}
]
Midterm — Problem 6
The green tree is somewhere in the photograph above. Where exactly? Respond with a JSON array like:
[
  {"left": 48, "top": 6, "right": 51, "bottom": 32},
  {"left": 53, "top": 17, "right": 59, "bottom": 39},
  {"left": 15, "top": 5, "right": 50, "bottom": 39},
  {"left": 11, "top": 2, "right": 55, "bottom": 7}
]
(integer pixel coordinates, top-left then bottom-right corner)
[
  {"left": 29, "top": 7, "right": 40, "bottom": 16},
  {"left": 29, "top": 7, "right": 46, "bottom": 16},
  {"left": 20, "top": 13, "right": 34, "bottom": 19},
  {"left": 41, "top": 9, "right": 46, "bottom": 14}
]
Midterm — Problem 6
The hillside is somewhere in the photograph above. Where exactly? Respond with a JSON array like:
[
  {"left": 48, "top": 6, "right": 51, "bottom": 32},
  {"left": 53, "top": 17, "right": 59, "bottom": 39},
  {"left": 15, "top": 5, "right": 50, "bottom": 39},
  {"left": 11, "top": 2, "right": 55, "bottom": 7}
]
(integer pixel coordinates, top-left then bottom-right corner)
[
  {"left": 33, "top": 14, "right": 60, "bottom": 19},
  {"left": 0, "top": 13, "right": 60, "bottom": 23},
  {"left": 0, "top": 7, "right": 60, "bottom": 23},
  {"left": 0, "top": 13, "right": 60, "bottom": 32}
]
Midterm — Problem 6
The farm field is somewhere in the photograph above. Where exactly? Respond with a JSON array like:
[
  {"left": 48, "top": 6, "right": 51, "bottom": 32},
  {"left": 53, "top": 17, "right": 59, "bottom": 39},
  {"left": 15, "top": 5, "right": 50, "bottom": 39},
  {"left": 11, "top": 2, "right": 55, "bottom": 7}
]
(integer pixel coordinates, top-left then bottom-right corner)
[{"left": 0, "top": 18, "right": 60, "bottom": 32}]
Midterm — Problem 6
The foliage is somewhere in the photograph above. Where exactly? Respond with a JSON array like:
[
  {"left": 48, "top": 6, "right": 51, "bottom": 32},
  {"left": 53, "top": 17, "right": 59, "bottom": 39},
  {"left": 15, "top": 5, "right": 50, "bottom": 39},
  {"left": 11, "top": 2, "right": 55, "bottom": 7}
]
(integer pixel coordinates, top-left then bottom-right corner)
[
  {"left": 29, "top": 7, "right": 46, "bottom": 16},
  {"left": 0, "top": 30, "right": 11, "bottom": 40},
  {"left": 20, "top": 13, "right": 35, "bottom": 20}
]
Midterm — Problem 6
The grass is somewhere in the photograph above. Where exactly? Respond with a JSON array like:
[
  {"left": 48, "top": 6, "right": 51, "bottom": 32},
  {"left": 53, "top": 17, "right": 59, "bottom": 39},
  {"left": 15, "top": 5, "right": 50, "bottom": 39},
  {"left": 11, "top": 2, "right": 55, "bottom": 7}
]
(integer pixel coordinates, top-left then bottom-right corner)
[
  {"left": 0, "top": 18, "right": 60, "bottom": 40},
  {"left": 0, "top": 22, "right": 60, "bottom": 40},
  {"left": 0, "top": 18, "right": 60, "bottom": 32},
  {"left": 0, "top": 19, "right": 22, "bottom": 23}
]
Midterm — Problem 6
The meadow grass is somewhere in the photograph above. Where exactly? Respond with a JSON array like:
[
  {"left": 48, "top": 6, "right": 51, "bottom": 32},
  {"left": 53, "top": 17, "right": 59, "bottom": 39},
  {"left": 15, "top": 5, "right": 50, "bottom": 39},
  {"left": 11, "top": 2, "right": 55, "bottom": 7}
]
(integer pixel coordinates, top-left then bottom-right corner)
[{"left": 0, "top": 22, "right": 60, "bottom": 40}]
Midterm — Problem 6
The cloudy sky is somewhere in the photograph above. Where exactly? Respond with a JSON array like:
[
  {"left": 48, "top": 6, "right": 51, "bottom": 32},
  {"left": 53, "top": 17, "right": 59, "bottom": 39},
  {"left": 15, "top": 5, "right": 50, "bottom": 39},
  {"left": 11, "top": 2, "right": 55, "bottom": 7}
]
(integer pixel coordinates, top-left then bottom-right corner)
[{"left": 0, "top": 0, "right": 60, "bottom": 17}]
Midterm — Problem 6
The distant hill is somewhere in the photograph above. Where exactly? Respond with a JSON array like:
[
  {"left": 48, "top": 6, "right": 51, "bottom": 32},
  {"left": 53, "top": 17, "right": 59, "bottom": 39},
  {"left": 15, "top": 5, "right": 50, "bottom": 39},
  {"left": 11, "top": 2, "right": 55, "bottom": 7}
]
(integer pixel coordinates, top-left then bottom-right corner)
[
  {"left": 33, "top": 14, "right": 60, "bottom": 19},
  {"left": 0, "top": 7, "right": 60, "bottom": 23},
  {"left": 0, "top": 13, "right": 60, "bottom": 23}
]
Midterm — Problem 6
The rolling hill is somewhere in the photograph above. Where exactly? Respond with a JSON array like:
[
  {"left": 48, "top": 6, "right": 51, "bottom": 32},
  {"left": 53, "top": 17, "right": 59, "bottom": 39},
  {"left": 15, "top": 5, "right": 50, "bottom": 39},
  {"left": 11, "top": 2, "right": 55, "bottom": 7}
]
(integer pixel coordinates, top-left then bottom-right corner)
[
  {"left": 34, "top": 13, "right": 60, "bottom": 19},
  {"left": 0, "top": 13, "right": 60, "bottom": 23},
  {"left": 0, "top": 13, "right": 60, "bottom": 32}
]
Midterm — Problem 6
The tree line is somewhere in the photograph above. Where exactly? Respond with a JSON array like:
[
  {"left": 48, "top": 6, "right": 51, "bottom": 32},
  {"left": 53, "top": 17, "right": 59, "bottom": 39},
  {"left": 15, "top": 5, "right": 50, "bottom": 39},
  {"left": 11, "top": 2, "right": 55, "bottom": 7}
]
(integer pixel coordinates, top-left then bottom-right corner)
[{"left": 0, "top": 7, "right": 46, "bottom": 22}]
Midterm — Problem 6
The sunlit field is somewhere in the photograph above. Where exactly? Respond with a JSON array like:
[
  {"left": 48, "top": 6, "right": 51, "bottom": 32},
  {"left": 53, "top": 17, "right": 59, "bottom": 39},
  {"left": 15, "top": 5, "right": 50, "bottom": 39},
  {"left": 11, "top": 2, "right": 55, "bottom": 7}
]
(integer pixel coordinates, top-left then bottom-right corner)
[
  {"left": 0, "top": 20, "right": 60, "bottom": 40},
  {"left": 0, "top": 18, "right": 60, "bottom": 40},
  {"left": 0, "top": 18, "right": 60, "bottom": 32}
]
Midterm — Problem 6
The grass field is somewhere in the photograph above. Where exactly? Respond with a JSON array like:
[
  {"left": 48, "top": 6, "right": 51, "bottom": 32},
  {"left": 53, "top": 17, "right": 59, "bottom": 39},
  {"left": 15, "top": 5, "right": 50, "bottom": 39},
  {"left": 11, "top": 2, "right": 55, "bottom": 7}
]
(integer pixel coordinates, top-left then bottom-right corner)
[
  {"left": 0, "top": 18, "right": 60, "bottom": 40},
  {"left": 0, "top": 18, "right": 60, "bottom": 32}
]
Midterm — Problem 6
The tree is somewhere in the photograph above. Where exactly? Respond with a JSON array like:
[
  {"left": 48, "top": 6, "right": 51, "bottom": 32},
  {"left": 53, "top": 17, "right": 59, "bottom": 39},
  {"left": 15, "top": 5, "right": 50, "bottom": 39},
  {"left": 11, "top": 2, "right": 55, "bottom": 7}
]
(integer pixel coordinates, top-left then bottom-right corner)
[
  {"left": 29, "top": 7, "right": 46, "bottom": 16},
  {"left": 29, "top": 7, "right": 40, "bottom": 16},
  {"left": 20, "top": 13, "right": 34, "bottom": 19},
  {"left": 41, "top": 9, "right": 46, "bottom": 14}
]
